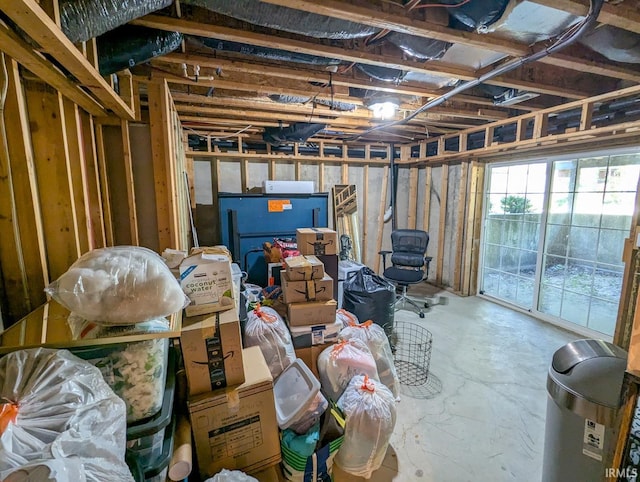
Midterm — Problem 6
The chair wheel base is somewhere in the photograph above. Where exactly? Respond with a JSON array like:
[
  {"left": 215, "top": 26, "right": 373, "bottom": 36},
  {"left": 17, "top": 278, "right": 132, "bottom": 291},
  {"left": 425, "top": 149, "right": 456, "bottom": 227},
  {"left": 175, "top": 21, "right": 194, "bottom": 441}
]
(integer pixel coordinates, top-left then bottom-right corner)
[
  {"left": 419, "top": 312, "right": 425, "bottom": 318},
  {"left": 424, "top": 302, "right": 429, "bottom": 308}
]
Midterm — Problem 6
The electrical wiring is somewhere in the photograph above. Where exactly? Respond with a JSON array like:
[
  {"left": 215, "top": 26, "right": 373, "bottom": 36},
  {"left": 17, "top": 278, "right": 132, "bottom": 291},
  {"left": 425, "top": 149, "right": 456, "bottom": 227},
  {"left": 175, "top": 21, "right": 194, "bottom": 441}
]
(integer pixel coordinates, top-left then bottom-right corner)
[
  {"left": 349, "top": 0, "right": 604, "bottom": 140},
  {"left": 183, "top": 124, "right": 255, "bottom": 139}
]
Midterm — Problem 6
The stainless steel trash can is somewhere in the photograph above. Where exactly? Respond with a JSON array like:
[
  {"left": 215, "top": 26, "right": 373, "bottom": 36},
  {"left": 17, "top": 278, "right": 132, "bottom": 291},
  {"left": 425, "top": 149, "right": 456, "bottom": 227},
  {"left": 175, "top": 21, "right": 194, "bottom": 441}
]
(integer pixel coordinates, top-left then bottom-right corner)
[{"left": 542, "top": 339, "right": 627, "bottom": 482}]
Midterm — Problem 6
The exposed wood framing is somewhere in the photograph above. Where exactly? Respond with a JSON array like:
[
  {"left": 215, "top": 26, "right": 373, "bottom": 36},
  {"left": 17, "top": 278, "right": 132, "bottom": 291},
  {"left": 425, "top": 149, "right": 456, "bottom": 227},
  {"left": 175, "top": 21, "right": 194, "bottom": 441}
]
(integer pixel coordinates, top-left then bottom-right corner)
[
  {"left": 269, "top": 159, "right": 276, "bottom": 180},
  {"left": 469, "top": 163, "right": 485, "bottom": 296},
  {"left": 295, "top": 160, "right": 301, "bottom": 181},
  {"left": 453, "top": 162, "right": 469, "bottom": 293},
  {"left": 436, "top": 164, "right": 449, "bottom": 286},
  {"left": 374, "top": 165, "right": 390, "bottom": 274},
  {"left": 94, "top": 124, "right": 114, "bottom": 246},
  {"left": 362, "top": 164, "right": 369, "bottom": 266},
  {"left": 608, "top": 374, "right": 639, "bottom": 481},
  {"left": 120, "top": 120, "right": 139, "bottom": 246},
  {"left": 407, "top": 167, "right": 418, "bottom": 229},
  {"left": 0, "top": 0, "right": 134, "bottom": 119},
  {"left": 319, "top": 162, "right": 325, "bottom": 192},
  {"left": 422, "top": 166, "right": 432, "bottom": 232},
  {"left": 341, "top": 163, "right": 349, "bottom": 184},
  {"left": 461, "top": 161, "right": 483, "bottom": 296},
  {"left": 241, "top": 159, "right": 249, "bottom": 193}
]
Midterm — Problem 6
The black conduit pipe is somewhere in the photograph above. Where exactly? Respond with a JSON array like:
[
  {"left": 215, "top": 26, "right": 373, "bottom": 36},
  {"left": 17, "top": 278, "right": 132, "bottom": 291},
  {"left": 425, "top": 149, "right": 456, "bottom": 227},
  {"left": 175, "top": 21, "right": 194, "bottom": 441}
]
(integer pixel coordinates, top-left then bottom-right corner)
[{"left": 352, "top": 0, "right": 604, "bottom": 140}]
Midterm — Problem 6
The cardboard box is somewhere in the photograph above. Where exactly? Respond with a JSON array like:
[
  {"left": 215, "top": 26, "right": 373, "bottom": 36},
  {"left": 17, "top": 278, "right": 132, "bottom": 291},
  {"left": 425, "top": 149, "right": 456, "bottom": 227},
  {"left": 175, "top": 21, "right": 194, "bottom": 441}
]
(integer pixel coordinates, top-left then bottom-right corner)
[
  {"left": 188, "top": 347, "right": 280, "bottom": 478},
  {"left": 295, "top": 343, "right": 335, "bottom": 379},
  {"left": 317, "top": 254, "right": 339, "bottom": 301},
  {"left": 287, "top": 300, "right": 337, "bottom": 327},
  {"left": 297, "top": 228, "right": 338, "bottom": 256},
  {"left": 181, "top": 309, "right": 245, "bottom": 396},
  {"left": 284, "top": 255, "right": 324, "bottom": 281},
  {"left": 282, "top": 273, "right": 334, "bottom": 303},
  {"left": 180, "top": 252, "right": 235, "bottom": 316}
]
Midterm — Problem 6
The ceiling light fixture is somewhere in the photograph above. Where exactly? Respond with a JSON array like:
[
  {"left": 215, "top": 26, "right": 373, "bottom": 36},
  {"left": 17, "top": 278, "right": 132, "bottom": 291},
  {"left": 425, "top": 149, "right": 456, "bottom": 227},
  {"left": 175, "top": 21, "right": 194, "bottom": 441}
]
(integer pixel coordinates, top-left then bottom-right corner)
[{"left": 366, "top": 97, "right": 400, "bottom": 120}]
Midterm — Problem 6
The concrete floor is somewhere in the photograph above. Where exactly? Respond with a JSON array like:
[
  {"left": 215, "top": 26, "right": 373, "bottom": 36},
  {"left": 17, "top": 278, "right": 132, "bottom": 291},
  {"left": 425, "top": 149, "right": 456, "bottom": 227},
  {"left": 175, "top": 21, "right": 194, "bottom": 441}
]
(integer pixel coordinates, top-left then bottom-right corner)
[{"left": 332, "top": 286, "right": 577, "bottom": 482}]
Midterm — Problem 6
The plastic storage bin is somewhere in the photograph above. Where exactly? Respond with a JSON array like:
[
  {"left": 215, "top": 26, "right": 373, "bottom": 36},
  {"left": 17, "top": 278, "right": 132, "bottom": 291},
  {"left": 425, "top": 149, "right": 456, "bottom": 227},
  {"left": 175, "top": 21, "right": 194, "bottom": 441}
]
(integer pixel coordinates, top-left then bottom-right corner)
[
  {"left": 127, "top": 349, "right": 176, "bottom": 463},
  {"left": 231, "top": 263, "right": 243, "bottom": 314},
  {"left": 289, "top": 320, "right": 342, "bottom": 349},
  {"left": 275, "top": 359, "right": 321, "bottom": 430},
  {"left": 127, "top": 416, "right": 176, "bottom": 482},
  {"left": 71, "top": 337, "right": 170, "bottom": 423}
]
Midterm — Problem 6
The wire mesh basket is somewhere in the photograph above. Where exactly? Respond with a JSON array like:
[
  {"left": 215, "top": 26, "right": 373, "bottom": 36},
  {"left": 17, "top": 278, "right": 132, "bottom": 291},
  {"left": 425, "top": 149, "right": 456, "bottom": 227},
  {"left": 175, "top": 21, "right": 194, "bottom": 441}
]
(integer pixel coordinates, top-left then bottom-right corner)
[{"left": 391, "top": 322, "right": 433, "bottom": 387}]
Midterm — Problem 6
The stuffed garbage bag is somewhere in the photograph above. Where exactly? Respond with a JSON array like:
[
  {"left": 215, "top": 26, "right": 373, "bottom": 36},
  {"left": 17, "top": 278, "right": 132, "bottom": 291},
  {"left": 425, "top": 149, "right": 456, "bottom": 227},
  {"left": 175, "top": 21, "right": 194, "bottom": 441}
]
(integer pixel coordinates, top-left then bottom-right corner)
[
  {"left": 45, "top": 246, "right": 188, "bottom": 324},
  {"left": 339, "top": 320, "right": 400, "bottom": 399},
  {"left": 336, "top": 375, "right": 397, "bottom": 479},
  {"left": 205, "top": 469, "right": 258, "bottom": 481},
  {"left": 317, "top": 339, "right": 379, "bottom": 402},
  {"left": 335, "top": 309, "right": 359, "bottom": 329},
  {"left": 0, "top": 348, "right": 133, "bottom": 482},
  {"left": 342, "top": 267, "right": 395, "bottom": 334},
  {"left": 244, "top": 305, "right": 296, "bottom": 378}
]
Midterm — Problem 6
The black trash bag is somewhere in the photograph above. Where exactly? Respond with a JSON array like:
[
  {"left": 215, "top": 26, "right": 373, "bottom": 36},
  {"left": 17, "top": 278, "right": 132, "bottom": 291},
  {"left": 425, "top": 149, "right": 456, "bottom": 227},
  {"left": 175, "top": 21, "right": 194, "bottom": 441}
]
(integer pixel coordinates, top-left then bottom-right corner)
[{"left": 343, "top": 267, "right": 395, "bottom": 334}]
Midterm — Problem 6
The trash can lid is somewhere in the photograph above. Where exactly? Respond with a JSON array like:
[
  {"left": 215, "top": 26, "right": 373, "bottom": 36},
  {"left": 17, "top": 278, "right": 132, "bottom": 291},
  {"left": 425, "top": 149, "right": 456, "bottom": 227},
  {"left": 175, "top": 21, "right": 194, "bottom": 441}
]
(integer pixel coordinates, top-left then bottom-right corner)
[{"left": 548, "top": 339, "right": 627, "bottom": 420}]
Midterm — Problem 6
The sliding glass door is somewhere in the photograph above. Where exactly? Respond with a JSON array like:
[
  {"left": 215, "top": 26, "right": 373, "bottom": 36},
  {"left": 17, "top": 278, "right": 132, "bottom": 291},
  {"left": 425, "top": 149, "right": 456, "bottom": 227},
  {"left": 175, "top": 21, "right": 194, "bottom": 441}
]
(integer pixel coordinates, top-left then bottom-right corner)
[{"left": 480, "top": 151, "right": 640, "bottom": 336}]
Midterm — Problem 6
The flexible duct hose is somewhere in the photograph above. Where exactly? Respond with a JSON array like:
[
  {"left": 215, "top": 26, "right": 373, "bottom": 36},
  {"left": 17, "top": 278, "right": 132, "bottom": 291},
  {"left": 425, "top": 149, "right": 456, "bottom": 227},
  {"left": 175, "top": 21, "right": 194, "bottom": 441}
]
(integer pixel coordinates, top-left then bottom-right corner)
[{"left": 353, "top": 0, "right": 605, "bottom": 140}]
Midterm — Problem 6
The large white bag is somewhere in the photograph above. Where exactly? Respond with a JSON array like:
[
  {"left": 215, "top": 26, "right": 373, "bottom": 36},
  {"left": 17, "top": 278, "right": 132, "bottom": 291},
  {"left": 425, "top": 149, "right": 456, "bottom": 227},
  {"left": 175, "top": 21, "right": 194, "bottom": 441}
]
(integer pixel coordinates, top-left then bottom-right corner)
[
  {"left": 0, "top": 348, "right": 133, "bottom": 482},
  {"left": 317, "top": 339, "right": 378, "bottom": 402},
  {"left": 243, "top": 305, "right": 295, "bottom": 379},
  {"left": 339, "top": 320, "right": 400, "bottom": 399},
  {"left": 46, "top": 246, "right": 188, "bottom": 324},
  {"left": 336, "top": 375, "right": 397, "bottom": 479}
]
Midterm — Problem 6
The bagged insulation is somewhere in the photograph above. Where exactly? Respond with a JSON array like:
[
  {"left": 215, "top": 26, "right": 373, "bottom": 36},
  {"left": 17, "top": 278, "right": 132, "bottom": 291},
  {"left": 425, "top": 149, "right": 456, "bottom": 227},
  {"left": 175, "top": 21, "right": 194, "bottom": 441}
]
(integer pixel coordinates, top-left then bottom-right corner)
[
  {"left": 243, "top": 305, "right": 296, "bottom": 379},
  {"left": 336, "top": 375, "right": 397, "bottom": 479},
  {"left": 60, "top": 0, "right": 173, "bottom": 43},
  {"left": 339, "top": 320, "right": 400, "bottom": 400},
  {"left": 336, "top": 309, "right": 359, "bottom": 329},
  {"left": 0, "top": 348, "right": 133, "bottom": 482},
  {"left": 46, "top": 246, "right": 189, "bottom": 325},
  {"left": 205, "top": 469, "right": 258, "bottom": 482},
  {"left": 317, "top": 339, "right": 379, "bottom": 402}
]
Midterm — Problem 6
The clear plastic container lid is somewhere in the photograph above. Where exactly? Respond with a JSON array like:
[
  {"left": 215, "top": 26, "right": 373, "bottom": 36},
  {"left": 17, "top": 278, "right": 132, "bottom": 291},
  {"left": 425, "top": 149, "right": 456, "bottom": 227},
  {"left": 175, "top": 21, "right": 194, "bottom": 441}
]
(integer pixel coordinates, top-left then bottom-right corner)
[{"left": 274, "top": 358, "right": 321, "bottom": 429}]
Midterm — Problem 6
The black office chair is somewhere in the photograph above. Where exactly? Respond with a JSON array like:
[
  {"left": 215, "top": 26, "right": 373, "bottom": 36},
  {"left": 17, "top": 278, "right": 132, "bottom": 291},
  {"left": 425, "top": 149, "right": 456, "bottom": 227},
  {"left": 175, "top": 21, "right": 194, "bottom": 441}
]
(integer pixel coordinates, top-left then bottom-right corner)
[{"left": 379, "top": 229, "right": 432, "bottom": 318}]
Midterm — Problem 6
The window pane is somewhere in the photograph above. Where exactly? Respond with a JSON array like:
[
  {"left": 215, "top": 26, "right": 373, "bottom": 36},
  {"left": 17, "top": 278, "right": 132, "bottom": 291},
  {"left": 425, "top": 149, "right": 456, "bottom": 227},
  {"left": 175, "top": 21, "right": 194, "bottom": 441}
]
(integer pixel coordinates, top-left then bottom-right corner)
[
  {"left": 498, "top": 273, "right": 517, "bottom": 303},
  {"left": 548, "top": 192, "right": 573, "bottom": 225},
  {"left": 539, "top": 284, "right": 563, "bottom": 317},
  {"left": 500, "top": 247, "right": 520, "bottom": 273},
  {"left": 560, "top": 291, "right": 591, "bottom": 326},
  {"left": 482, "top": 268, "right": 500, "bottom": 296},
  {"left": 521, "top": 222, "right": 540, "bottom": 251},
  {"left": 563, "top": 261, "right": 595, "bottom": 296},
  {"left": 518, "top": 250, "right": 537, "bottom": 278},
  {"left": 484, "top": 218, "right": 503, "bottom": 245},
  {"left": 525, "top": 193, "right": 545, "bottom": 214},
  {"left": 571, "top": 192, "right": 603, "bottom": 227},
  {"left": 587, "top": 298, "right": 618, "bottom": 335},
  {"left": 487, "top": 194, "right": 506, "bottom": 216},
  {"left": 576, "top": 157, "right": 608, "bottom": 193},
  {"left": 506, "top": 165, "right": 528, "bottom": 193},
  {"left": 542, "top": 255, "right": 566, "bottom": 288},
  {"left": 597, "top": 229, "right": 626, "bottom": 266},
  {"left": 607, "top": 155, "right": 640, "bottom": 192},
  {"left": 526, "top": 163, "right": 548, "bottom": 194},
  {"left": 484, "top": 244, "right": 501, "bottom": 270},
  {"left": 567, "top": 226, "right": 598, "bottom": 261},
  {"left": 489, "top": 166, "right": 509, "bottom": 193},
  {"left": 551, "top": 160, "right": 576, "bottom": 193},
  {"left": 516, "top": 277, "right": 534, "bottom": 306},
  {"left": 545, "top": 224, "right": 569, "bottom": 257},
  {"left": 592, "top": 264, "right": 623, "bottom": 302},
  {"left": 502, "top": 218, "right": 522, "bottom": 247}
]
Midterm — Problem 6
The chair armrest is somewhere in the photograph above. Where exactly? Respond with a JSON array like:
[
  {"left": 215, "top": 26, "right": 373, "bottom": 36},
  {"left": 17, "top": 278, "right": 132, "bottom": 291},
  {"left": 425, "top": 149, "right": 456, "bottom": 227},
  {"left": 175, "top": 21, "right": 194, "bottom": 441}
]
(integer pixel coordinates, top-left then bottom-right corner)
[
  {"left": 379, "top": 250, "right": 392, "bottom": 272},
  {"left": 379, "top": 250, "right": 392, "bottom": 255}
]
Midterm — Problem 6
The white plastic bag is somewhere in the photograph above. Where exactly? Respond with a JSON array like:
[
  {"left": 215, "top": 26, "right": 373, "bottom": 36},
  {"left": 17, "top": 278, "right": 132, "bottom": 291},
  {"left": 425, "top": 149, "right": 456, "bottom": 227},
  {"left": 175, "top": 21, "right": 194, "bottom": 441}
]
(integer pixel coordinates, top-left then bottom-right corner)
[
  {"left": 317, "top": 339, "right": 379, "bottom": 402},
  {"left": 205, "top": 469, "right": 258, "bottom": 481},
  {"left": 339, "top": 320, "right": 400, "bottom": 399},
  {"left": 336, "top": 375, "right": 397, "bottom": 479},
  {"left": 335, "top": 309, "right": 358, "bottom": 329},
  {"left": 0, "top": 348, "right": 133, "bottom": 482},
  {"left": 243, "top": 305, "right": 295, "bottom": 379},
  {"left": 46, "top": 246, "right": 188, "bottom": 324}
]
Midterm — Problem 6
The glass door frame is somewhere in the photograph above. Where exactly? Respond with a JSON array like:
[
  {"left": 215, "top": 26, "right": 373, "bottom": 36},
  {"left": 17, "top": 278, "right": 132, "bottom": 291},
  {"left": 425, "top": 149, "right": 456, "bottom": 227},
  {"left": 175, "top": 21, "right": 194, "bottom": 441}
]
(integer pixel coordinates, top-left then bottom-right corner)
[{"left": 477, "top": 145, "right": 640, "bottom": 340}]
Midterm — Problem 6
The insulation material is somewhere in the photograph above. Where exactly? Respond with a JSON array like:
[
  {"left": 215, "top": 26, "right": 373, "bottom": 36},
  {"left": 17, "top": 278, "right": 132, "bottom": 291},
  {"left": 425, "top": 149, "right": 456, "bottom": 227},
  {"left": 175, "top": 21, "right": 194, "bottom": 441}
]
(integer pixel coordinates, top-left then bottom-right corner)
[
  {"left": 441, "top": 164, "right": 461, "bottom": 288},
  {"left": 438, "top": 44, "right": 507, "bottom": 71},
  {"left": 219, "top": 160, "right": 243, "bottom": 192},
  {"left": 580, "top": 25, "right": 640, "bottom": 64},
  {"left": 97, "top": 26, "right": 182, "bottom": 75},
  {"left": 355, "top": 64, "right": 406, "bottom": 83},
  {"left": 395, "top": 167, "right": 411, "bottom": 229},
  {"left": 386, "top": 32, "right": 452, "bottom": 60},
  {"left": 442, "top": 0, "right": 511, "bottom": 32},
  {"left": 314, "top": 98, "right": 358, "bottom": 112},
  {"left": 404, "top": 71, "right": 459, "bottom": 89},
  {"left": 269, "top": 95, "right": 312, "bottom": 104},
  {"left": 263, "top": 123, "right": 327, "bottom": 147},
  {"left": 483, "top": 0, "right": 581, "bottom": 45},
  {"left": 60, "top": 0, "right": 172, "bottom": 43},
  {"left": 182, "top": 0, "right": 380, "bottom": 39},
  {"left": 199, "top": 38, "right": 341, "bottom": 65}
]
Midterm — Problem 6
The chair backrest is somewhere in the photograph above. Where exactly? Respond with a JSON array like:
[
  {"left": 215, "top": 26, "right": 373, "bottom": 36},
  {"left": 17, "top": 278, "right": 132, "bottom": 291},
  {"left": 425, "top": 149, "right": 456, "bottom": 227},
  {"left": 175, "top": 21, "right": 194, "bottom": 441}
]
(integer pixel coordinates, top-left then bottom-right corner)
[{"left": 390, "top": 229, "right": 429, "bottom": 268}]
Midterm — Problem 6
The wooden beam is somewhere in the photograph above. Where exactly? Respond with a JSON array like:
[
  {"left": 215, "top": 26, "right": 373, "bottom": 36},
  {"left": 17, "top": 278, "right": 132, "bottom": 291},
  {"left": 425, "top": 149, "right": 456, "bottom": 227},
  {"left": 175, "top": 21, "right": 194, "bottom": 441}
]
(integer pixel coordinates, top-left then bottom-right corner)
[
  {"left": 121, "top": 120, "right": 139, "bottom": 245},
  {"left": 362, "top": 163, "right": 369, "bottom": 266},
  {"left": 422, "top": 166, "right": 432, "bottom": 232},
  {"left": 319, "top": 162, "right": 325, "bottom": 192},
  {"left": 408, "top": 167, "right": 418, "bottom": 229},
  {"left": 374, "top": 165, "right": 390, "bottom": 274},
  {"left": 0, "top": 22, "right": 105, "bottom": 116},
  {"left": 530, "top": 0, "right": 640, "bottom": 34},
  {"left": 436, "top": 164, "right": 449, "bottom": 286},
  {"left": 469, "top": 163, "right": 485, "bottom": 295},
  {"left": 579, "top": 102, "right": 594, "bottom": 131},
  {"left": 94, "top": 124, "right": 114, "bottom": 246},
  {"left": 241, "top": 159, "right": 249, "bottom": 192},
  {"left": 453, "top": 162, "right": 468, "bottom": 292},
  {"left": 0, "top": 0, "right": 134, "bottom": 119}
]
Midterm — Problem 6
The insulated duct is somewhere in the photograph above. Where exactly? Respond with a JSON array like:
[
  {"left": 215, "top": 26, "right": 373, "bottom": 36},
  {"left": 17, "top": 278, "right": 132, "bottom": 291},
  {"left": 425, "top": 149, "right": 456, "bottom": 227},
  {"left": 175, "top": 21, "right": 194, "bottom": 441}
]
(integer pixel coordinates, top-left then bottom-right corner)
[
  {"left": 182, "top": 0, "right": 379, "bottom": 39},
  {"left": 355, "top": 64, "right": 406, "bottom": 83},
  {"left": 198, "top": 38, "right": 341, "bottom": 66},
  {"left": 268, "top": 95, "right": 311, "bottom": 104},
  {"left": 442, "top": 0, "right": 511, "bottom": 32},
  {"left": 263, "top": 123, "right": 327, "bottom": 146},
  {"left": 59, "top": 0, "right": 173, "bottom": 43},
  {"left": 97, "top": 26, "right": 182, "bottom": 75},
  {"left": 386, "top": 32, "right": 452, "bottom": 60},
  {"left": 580, "top": 25, "right": 640, "bottom": 64}
]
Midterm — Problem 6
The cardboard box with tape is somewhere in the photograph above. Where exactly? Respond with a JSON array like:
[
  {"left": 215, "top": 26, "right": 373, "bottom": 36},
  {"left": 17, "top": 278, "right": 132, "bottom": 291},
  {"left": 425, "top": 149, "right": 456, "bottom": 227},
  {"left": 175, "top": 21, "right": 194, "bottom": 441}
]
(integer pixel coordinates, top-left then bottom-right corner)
[
  {"left": 287, "top": 300, "right": 337, "bottom": 327},
  {"left": 284, "top": 255, "right": 324, "bottom": 281},
  {"left": 295, "top": 343, "right": 336, "bottom": 379},
  {"left": 188, "top": 346, "right": 280, "bottom": 478},
  {"left": 282, "top": 273, "right": 333, "bottom": 304},
  {"left": 181, "top": 308, "right": 245, "bottom": 396},
  {"left": 296, "top": 228, "right": 338, "bottom": 256}
]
